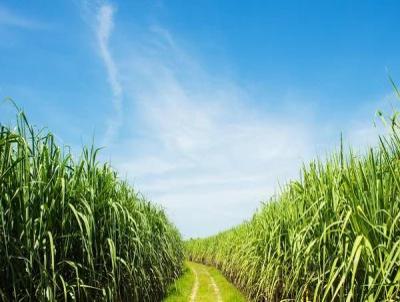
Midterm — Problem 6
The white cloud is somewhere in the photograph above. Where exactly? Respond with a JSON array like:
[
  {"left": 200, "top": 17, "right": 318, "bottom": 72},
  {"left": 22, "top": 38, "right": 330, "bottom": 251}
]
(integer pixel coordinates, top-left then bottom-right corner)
[
  {"left": 96, "top": 4, "right": 122, "bottom": 143},
  {"left": 88, "top": 7, "right": 391, "bottom": 238},
  {"left": 100, "top": 26, "right": 319, "bottom": 238}
]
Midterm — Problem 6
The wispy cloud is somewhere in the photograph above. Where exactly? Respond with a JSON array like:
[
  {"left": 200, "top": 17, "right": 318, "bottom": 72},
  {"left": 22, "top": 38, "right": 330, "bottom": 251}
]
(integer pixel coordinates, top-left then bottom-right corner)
[
  {"left": 100, "top": 25, "right": 321, "bottom": 238},
  {"left": 96, "top": 4, "right": 123, "bottom": 143},
  {"left": 0, "top": 5, "right": 46, "bottom": 29},
  {"left": 86, "top": 4, "right": 388, "bottom": 238}
]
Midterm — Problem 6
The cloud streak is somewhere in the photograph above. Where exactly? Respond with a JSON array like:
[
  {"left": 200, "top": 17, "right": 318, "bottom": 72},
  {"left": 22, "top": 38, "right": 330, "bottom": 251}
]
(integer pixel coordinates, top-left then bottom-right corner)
[
  {"left": 88, "top": 5, "right": 388, "bottom": 238},
  {"left": 101, "top": 26, "right": 321, "bottom": 238},
  {"left": 96, "top": 4, "right": 123, "bottom": 143}
]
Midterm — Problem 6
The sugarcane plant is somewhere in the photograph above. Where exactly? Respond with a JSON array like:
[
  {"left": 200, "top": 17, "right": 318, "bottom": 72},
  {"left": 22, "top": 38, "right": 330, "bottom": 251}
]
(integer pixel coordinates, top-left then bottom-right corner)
[{"left": 0, "top": 106, "right": 184, "bottom": 301}]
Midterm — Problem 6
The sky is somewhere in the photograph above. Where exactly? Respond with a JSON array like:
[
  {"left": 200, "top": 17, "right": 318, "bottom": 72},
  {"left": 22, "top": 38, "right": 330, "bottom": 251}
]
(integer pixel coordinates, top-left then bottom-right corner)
[{"left": 0, "top": 1, "right": 400, "bottom": 238}]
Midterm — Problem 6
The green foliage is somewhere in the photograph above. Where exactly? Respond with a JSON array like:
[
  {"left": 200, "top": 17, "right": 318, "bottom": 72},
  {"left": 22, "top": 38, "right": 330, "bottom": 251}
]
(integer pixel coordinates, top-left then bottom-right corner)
[
  {"left": 0, "top": 110, "right": 184, "bottom": 301},
  {"left": 186, "top": 94, "right": 400, "bottom": 301}
]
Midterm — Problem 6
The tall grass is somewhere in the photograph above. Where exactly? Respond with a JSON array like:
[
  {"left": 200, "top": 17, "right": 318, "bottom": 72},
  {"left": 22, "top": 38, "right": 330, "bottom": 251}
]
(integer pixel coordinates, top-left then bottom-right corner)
[
  {"left": 187, "top": 96, "right": 400, "bottom": 301},
  {"left": 0, "top": 109, "right": 184, "bottom": 301}
]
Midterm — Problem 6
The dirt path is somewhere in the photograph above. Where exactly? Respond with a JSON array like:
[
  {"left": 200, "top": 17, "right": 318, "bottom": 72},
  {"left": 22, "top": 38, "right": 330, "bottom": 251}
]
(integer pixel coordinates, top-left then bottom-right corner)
[{"left": 164, "top": 261, "right": 246, "bottom": 302}]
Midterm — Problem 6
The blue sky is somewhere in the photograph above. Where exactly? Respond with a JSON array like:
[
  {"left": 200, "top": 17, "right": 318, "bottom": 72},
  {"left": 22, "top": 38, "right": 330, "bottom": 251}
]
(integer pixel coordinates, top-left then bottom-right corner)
[{"left": 1, "top": 1, "right": 399, "bottom": 238}]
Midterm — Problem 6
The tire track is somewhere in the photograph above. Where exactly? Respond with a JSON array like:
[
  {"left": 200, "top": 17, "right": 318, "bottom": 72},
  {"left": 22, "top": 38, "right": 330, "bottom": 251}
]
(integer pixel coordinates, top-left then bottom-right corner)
[
  {"left": 204, "top": 268, "right": 222, "bottom": 302},
  {"left": 189, "top": 265, "right": 199, "bottom": 302}
]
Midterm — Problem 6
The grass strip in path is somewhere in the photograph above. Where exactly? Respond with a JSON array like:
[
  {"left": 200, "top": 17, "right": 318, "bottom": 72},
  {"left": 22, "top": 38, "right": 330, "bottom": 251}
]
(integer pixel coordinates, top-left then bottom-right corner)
[
  {"left": 164, "top": 261, "right": 246, "bottom": 302},
  {"left": 204, "top": 267, "right": 222, "bottom": 302},
  {"left": 206, "top": 265, "right": 246, "bottom": 302}
]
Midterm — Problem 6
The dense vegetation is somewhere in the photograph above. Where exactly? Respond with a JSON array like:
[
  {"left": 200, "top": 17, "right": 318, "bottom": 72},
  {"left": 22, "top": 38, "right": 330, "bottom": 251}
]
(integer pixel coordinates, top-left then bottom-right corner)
[
  {"left": 0, "top": 110, "right": 184, "bottom": 301},
  {"left": 187, "top": 98, "right": 400, "bottom": 300}
]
